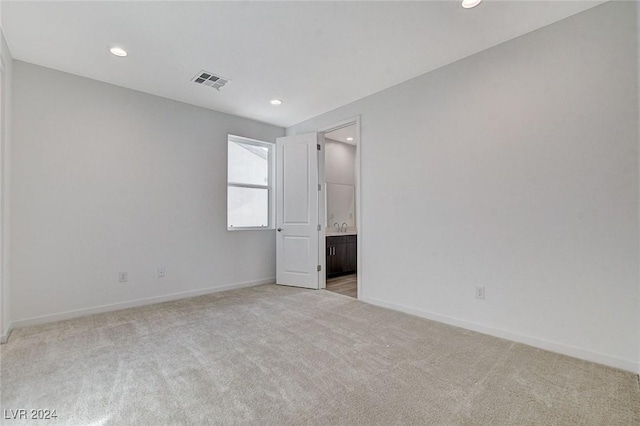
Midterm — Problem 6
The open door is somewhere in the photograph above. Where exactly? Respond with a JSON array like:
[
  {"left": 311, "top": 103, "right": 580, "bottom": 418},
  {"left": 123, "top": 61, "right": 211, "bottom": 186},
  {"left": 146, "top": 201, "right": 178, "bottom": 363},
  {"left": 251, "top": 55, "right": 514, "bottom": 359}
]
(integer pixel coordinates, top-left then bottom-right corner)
[{"left": 276, "top": 133, "right": 320, "bottom": 289}]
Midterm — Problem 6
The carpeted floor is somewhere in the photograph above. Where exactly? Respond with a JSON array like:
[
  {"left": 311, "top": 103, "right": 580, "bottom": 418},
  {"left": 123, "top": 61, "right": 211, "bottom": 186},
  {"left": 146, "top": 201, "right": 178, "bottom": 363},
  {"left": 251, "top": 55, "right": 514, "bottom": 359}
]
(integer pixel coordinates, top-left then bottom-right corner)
[{"left": 1, "top": 284, "right": 639, "bottom": 425}]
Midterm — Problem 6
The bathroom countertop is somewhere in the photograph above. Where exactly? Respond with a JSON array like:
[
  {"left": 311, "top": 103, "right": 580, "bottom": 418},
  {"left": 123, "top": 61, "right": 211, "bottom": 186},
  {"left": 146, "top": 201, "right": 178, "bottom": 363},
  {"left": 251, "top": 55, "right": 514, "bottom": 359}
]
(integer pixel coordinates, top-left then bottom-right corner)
[{"left": 325, "top": 230, "right": 358, "bottom": 237}]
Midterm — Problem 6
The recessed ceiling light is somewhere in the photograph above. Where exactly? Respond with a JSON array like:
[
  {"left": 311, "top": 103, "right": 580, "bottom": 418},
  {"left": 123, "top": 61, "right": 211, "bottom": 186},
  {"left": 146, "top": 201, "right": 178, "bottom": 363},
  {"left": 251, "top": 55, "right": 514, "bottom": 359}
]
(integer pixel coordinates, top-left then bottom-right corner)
[
  {"left": 109, "top": 47, "right": 128, "bottom": 57},
  {"left": 270, "top": 99, "right": 283, "bottom": 106},
  {"left": 346, "top": 137, "right": 354, "bottom": 141},
  {"left": 461, "top": 0, "right": 482, "bottom": 8}
]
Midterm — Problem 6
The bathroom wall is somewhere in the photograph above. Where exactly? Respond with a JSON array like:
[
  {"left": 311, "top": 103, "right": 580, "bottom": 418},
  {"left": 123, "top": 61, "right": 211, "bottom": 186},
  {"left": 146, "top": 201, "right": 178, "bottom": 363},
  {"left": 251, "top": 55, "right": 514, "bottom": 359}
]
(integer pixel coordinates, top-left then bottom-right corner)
[
  {"left": 325, "top": 138, "right": 356, "bottom": 186},
  {"left": 325, "top": 138, "right": 357, "bottom": 229}
]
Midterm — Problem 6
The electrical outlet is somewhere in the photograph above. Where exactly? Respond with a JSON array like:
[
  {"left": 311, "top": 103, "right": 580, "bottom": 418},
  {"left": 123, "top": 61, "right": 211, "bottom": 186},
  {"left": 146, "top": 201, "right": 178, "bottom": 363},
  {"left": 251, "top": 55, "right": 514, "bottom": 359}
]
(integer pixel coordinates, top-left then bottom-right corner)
[
  {"left": 158, "top": 268, "right": 165, "bottom": 278},
  {"left": 475, "top": 286, "right": 485, "bottom": 300},
  {"left": 119, "top": 271, "right": 128, "bottom": 283}
]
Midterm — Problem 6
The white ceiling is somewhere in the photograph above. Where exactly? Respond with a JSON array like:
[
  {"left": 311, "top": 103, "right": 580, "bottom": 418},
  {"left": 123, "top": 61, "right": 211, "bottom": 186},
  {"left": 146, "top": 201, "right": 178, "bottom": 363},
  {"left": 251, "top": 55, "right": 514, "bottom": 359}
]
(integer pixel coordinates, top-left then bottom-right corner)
[
  {"left": 325, "top": 124, "right": 357, "bottom": 145},
  {"left": 2, "top": 1, "right": 604, "bottom": 128}
]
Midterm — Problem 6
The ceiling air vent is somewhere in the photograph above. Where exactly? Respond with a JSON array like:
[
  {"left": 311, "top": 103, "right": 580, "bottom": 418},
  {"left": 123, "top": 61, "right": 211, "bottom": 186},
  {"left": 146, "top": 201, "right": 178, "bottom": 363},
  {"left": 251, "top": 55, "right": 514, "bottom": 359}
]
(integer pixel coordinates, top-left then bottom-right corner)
[{"left": 192, "top": 70, "right": 229, "bottom": 91}]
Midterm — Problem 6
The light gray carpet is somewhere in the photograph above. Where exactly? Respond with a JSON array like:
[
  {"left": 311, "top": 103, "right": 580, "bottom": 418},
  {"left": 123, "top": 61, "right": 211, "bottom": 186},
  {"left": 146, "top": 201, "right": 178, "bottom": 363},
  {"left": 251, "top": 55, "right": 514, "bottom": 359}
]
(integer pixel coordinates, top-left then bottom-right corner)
[{"left": 1, "top": 284, "right": 639, "bottom": 425}]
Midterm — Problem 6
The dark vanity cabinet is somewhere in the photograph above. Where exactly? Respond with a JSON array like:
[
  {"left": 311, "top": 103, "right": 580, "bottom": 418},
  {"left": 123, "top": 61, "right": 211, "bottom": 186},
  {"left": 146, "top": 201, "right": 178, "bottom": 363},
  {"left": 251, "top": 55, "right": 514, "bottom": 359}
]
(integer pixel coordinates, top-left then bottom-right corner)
[{"left": 326, "top": 235, "right": 357, "bottom": 278}]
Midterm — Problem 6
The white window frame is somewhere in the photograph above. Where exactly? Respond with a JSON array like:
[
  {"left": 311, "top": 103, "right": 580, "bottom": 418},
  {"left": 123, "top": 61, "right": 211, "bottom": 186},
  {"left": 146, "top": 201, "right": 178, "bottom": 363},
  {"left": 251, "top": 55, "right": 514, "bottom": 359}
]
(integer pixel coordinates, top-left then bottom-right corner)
[{"left": 227, "top": 134, "right": 275, "bottom": 231}]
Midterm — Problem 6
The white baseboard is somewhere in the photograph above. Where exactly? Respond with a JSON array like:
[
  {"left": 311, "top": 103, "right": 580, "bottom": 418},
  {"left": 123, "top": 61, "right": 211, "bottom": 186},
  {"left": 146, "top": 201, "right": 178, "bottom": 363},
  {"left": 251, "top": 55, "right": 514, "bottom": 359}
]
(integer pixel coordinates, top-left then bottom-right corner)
[
  {"left": 361, "top": 296, "right": 639, "bottom": 374},
  {"left": 0, "top": 324, "right": 11, "bottom": 344},
  {"left": 11, "top": 278, "right": 275, "bottom": 330}
]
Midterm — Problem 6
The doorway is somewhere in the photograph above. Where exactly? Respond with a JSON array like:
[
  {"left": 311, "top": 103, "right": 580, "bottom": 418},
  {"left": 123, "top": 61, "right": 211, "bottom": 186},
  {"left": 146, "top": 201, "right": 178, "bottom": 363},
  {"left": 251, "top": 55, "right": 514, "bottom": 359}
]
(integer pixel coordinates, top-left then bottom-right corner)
[
  {"left": 274, "top": 117, "right": 361, "bottom": 298},
  {"left": 321, "top": 120, "right": 359, "bottom": 299}
]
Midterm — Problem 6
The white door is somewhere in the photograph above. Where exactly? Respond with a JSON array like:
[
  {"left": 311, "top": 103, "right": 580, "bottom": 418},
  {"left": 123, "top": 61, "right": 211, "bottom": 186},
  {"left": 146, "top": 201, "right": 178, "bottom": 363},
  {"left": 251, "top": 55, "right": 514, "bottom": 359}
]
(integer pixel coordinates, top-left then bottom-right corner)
[{"left": 276, "top": 133, "right": 320, "bottom": 289}]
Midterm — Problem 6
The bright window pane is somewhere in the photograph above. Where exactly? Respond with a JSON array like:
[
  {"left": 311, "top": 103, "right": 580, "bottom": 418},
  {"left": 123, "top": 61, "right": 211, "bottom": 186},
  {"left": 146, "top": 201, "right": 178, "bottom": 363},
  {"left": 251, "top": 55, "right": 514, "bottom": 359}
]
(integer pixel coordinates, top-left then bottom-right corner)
[
  {"left": 228, "top": 141, "right": 269, "bottom": 185},
  {"left": 228, "top": 187, "right": 269, "bottom": 228}
]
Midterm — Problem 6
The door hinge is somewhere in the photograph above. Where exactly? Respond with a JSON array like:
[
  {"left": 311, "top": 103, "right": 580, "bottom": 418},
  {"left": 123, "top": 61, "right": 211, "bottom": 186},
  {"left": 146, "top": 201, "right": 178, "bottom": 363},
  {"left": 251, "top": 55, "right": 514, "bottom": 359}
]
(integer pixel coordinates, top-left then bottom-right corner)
[
  {"left": 318, "top": 184, "right": 321, "bottom": 191},
  {"left": 317, "top": 265, "right": 322, "bottom": 272},
  {"left": 317, "top": 224, "right": 321, "bottom": 231},
  {"left": 317, "top": 144, "right": 321, "bottom": 151}
]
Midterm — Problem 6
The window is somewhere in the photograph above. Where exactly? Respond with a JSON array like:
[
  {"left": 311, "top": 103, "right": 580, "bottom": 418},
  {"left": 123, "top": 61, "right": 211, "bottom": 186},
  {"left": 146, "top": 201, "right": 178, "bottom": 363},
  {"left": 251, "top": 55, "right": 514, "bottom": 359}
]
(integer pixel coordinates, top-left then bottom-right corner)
[{"left": 227, "top": 135, "right": 274, "bottom": 229}]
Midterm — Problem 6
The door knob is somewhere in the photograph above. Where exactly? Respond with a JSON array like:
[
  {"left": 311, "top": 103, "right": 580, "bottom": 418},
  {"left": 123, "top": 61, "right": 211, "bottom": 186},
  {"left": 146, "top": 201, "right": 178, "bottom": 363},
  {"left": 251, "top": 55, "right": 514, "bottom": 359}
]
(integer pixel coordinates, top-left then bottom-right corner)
[{"left": 277, "top": 228, "right": 284, "bottom": 232}]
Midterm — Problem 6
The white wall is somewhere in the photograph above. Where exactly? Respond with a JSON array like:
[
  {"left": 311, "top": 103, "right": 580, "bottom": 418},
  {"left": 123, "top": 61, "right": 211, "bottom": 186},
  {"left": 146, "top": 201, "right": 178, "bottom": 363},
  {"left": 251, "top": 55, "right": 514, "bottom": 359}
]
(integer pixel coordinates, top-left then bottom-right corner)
[
  {"left": 11, "top": 61, "right": 284, "bottom": 325},
  {"left": 0, "top": 26, "right": 13, "bottom": 342},
  {"left": 325, "top": 138, "right": 356, "bottom": 186},
  {"left": 637, "top": 0, "right": 640, "bottom": 374},
  {"left": 289, "top": 2, "right": 639, "bottom": 372}
]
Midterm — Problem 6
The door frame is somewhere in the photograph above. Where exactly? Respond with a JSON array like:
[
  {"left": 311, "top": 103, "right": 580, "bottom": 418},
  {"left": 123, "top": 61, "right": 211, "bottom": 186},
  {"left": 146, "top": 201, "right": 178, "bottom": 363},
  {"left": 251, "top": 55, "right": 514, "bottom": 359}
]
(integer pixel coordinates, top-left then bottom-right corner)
[
  {"left": 0, "top": 55, "right": 4, "bottom": 341},
  {"left": 317, "top": 116, "right": 362, "bottom": 299}
]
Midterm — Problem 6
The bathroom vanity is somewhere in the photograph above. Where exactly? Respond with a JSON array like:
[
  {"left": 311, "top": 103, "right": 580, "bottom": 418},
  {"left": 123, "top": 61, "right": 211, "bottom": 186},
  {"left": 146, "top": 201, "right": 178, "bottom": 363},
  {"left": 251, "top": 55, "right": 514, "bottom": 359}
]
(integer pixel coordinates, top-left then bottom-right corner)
[
  {"left": 326, "top": 234, "right": 357, "bottom": 278},
  {"left": 325, "top": 181, "right": 357, "bottom": 277}
]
